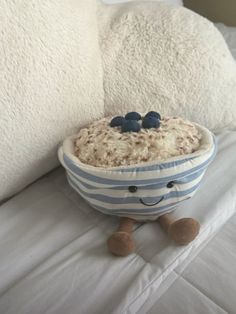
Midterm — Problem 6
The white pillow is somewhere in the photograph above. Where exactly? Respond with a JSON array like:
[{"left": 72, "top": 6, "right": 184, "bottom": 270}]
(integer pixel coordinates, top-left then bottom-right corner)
[
  {"left": 99, "top": 2, "right": 236, "bottom": 132},
  {"left": 0, "top": 0, "right": 104, "bottom": 201}
]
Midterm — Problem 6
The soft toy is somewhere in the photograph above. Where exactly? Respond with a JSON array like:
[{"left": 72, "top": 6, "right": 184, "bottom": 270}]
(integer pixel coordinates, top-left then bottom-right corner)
[{"left": 58, "top": 112, "right": 216, "bottom": 256}]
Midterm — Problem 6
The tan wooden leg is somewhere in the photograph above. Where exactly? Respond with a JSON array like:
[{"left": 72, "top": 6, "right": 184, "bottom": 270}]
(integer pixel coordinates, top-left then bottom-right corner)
[
  {"left": 158, "top": 213, "right": 200, "bottom": 245},
  {"left": 107, "top": 217, "right": 136, "bottom": 256}
]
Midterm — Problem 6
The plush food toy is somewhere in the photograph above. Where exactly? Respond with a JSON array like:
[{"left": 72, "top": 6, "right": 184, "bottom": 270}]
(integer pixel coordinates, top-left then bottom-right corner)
[{"left": 58, "top": 112, "right": 216, "bottom": 256}]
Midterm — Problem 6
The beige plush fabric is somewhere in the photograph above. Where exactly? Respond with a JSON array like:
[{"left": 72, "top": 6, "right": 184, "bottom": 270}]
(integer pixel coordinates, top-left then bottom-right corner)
[
  {"left": 0, "top": 0, "right": 104, "bottom": 201},
  {"left": 99, "top": 2, "right": 236, "bottom": 131}
]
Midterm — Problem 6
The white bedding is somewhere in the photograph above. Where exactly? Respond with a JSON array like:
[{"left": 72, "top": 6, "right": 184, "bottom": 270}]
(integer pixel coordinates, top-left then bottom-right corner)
[
  {"left": 139, "top": 212, "right": 236, "bottom": 314},
  {"left": 0, "top": 130, "right": 236, "bottom": 314}
]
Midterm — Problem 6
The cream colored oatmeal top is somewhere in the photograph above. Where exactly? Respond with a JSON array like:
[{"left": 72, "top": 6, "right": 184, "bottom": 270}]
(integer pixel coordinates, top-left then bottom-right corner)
[{"left": 74, "top": 116, "right": 202, "bottom": 167}]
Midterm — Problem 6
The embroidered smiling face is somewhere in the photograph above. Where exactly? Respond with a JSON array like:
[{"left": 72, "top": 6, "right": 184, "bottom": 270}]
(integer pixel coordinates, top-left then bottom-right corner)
[
  {"left": 128, "top": 181, "right": 175, "bottom": 207},
  {"left": 112, "top": 174, "right": 202, "bottom": 216},
  {"left": 79, "top": 171, "right": 203, "bottom": 216}
]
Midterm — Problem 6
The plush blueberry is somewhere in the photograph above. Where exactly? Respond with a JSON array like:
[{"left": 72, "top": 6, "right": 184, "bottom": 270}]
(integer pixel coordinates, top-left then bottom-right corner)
[
  {"left": 145, "top": 111, "right": 161, "bottom": 120},
  {"left": 142, "top": 116, "right": 160, "bottom": 129},
  {"left": 110, "top": 116, "right": 126, "bottom": 127},
  {"left": 122, "top": 120, "right": 141, "bottom": 133},
  {"left": 125, "top": 112, "right": 141, "bottom": 121}
]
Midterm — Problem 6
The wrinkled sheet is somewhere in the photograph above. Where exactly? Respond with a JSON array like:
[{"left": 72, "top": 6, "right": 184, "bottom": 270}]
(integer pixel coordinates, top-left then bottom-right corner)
[
  {"left": 138, "top": 211, "right": 236, "bottom": 314},
  {"left": 0, "top": 130, "right": 236, "bottom": 314}
]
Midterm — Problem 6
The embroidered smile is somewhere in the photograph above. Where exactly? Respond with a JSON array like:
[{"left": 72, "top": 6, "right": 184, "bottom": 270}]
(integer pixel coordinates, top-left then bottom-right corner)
[{"left": 139, "top": 196, "right": 164, "bottom": 207}]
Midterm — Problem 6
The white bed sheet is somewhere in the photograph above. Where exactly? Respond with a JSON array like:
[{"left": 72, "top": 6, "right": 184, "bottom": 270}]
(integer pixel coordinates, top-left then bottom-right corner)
[
  {"left": 0, "top": 130, "right": 236, "bottom": 314},
  {"left": 138, "top": 211, "right": 236, "bottom": 314}
]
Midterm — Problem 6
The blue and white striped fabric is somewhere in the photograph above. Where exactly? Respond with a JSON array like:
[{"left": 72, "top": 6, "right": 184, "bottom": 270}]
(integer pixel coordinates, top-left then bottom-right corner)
[{"left": 58, "top": 123, "right": 216, "bottom": 220}]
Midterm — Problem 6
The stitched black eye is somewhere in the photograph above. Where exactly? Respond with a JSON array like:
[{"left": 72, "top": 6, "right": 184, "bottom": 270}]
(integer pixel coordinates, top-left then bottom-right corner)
[
  {"left": 167, "top": 181, "right": 175, "bottom": 188},
  {"left": 128, "top": 186, "right": 138, "bottom": 193}
]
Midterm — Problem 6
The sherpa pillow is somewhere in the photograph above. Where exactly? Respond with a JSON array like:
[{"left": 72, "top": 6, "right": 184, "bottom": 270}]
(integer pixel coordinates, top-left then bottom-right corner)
[
  {"left": 99, "top": 2, "right": 236, "bottom": 131},
  {"left": 0, "top": 0, "right": 104, "bottom": 201}
]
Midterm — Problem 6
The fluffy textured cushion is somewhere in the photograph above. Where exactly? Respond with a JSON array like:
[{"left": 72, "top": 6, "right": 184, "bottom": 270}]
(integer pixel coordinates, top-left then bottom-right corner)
[
  {"left": 99, "top": 2, "right": 236, "bottom": 131},
  {"left": 58, "top": 124, "right": 216, "bottom": 221},
  {"left": 0, "top": 0, "right": 104, "bottom": 201}
]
